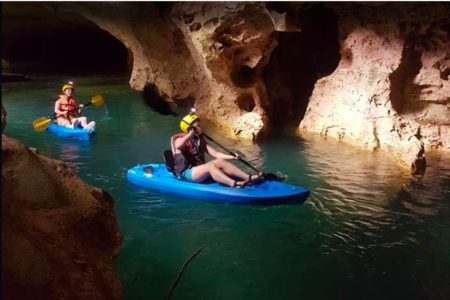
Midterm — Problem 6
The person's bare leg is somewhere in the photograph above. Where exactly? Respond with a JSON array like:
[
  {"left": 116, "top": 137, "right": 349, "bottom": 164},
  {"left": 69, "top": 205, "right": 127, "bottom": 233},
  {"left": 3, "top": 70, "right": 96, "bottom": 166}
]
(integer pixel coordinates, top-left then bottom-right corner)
[
  {"left": 191, "top": 162, "right": 246, "bottom": 187},
  {"left": 57, "top": 118, "right": 71, "bottom": 128},
  {"left": 78, "top": 117, "right": 88, "bottom": 127},
  {"left": 212, "top": 159, "right": 249, "bottom": 180}
]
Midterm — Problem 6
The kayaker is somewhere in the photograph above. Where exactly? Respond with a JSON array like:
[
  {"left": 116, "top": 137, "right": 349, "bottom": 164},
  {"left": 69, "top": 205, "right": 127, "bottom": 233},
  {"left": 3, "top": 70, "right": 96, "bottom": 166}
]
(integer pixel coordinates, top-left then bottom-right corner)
[
  {"left": 54, "top": 82, "right": 96, "bottom": 130},
  {"left": 170, "top": 110, "right": 262, "bottom": 188}
]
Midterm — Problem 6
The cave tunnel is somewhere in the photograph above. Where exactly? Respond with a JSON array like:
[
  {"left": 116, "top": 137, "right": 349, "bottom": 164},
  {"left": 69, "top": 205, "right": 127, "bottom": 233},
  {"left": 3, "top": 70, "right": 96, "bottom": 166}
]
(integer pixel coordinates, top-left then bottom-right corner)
[
  {"left": 263, "top": 4, "right": 340, "bottom": 131},
  {"left": 2, "top": 4, "right": 130, "bottom": 75}
]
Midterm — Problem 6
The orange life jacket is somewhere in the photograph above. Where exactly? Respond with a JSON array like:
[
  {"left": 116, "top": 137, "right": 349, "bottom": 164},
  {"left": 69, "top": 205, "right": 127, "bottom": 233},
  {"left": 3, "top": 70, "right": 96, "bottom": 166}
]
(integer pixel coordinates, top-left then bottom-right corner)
[{"left": 55, "top": 95, "right": 78, "bottom": 120}]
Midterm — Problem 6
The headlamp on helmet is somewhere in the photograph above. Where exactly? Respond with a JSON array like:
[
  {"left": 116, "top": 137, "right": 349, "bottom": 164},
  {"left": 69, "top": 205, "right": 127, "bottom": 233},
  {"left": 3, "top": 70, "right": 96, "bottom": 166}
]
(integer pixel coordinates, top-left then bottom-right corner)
[
  {"left": 61, "top": 81, "right": 75, "bottom": 92},
  {"left": 180, "top": 109, "right": 199, "bottom": 133}
]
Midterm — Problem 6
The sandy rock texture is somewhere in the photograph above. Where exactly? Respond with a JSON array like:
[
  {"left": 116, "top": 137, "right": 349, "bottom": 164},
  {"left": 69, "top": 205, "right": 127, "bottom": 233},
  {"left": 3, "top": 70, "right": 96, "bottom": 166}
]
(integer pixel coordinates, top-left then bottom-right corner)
[
  {"left": 60, "top": 3, "right": 448, "bottom": 164},
  {"left": 2, "top": 127, "right": 122, "bottom": 299},
  {"left": 49, "top": 2, "right": 280, "bottom": 139},
  {"left": 4, "top": 2, "right": 449, "bottom": 171},
  {"left": 299, "top": 3, "right": 449, "bottom": 172},
  {"left": 169, "top": 2, "right": 278, "bottom": 139}
]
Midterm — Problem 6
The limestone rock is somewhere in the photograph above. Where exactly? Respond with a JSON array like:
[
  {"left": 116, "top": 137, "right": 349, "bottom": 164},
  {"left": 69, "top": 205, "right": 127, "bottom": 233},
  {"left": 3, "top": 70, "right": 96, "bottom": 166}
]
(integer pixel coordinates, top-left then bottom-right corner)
[
  {"left": 233, "top": 112, "right": 265, "bottom": 140},
  {"left": 2, "top": 135, "right": 122, "bottom": 299},
  {"left": 170, "top": 2, "right": 277, "bottom": 138},
  {"left": 300, "top": 3, "right": 450, "bottom": 170},
  {"left": 4, "top": 2, "right": 450, "bottom": 172}
]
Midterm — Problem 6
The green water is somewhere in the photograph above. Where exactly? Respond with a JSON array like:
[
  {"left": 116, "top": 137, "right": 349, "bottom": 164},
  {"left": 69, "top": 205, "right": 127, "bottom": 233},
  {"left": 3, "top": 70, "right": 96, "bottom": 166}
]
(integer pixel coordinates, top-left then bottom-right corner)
[{"left": 3, "top": 76, "right": 450, "bottom": 300}]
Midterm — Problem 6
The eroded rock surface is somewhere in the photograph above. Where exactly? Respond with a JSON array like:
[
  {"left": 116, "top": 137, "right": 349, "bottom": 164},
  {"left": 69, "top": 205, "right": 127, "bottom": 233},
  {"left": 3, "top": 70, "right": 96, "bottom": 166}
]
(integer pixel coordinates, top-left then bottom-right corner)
[
  {"left": 299, "top": 3, "right": 449, "bottom": 172},
  {"left": 3, "top": 2, "right": 449, "bottom": 171},
  {"left": 2, "top": 130, "right": 122, "bottom": 299},
  {"left": 170, "top": 2, "right": 277, "bottom": 139}
]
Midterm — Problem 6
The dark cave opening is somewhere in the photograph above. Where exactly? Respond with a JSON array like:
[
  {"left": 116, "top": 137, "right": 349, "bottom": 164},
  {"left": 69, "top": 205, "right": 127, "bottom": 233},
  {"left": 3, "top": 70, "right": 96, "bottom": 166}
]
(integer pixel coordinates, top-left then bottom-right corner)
[
  {"left": 231, "top": 65, "right": 257, "bottom": 88},
  {"left": 236, "top": 93, "right": 256, "bottom": 112},
  {"left": 2, "top": 13, "right": 129, "bottom": 75},
  {"left": 263, "top": 4, "right": 340, "bottom": 130}
]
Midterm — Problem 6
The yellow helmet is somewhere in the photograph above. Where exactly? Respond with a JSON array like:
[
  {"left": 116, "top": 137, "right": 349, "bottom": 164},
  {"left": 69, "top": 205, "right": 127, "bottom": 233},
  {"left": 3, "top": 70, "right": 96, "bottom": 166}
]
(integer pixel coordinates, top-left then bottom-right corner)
[
  {"left": 180, "top": 113, "right": 199, "bottom": 133},
  {"left": 61, "top": 82, "right": 74, "bottom": 92}
]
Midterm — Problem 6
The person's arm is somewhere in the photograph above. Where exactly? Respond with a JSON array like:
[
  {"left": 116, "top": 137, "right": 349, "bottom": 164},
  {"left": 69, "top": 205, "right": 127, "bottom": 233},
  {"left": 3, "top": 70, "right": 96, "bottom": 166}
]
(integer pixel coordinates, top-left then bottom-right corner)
[
  {"left": 76, "top": 104, "right": 83, "bottom": 115},
  {"left": 173, "top": 131, "right": 195, "bottom": 155},
  {"left": 74, "top": 98, "right": 83, "bottom": 115},
  {"left": 78, "top": 101, "right": 84, "bottom": 112},
  {"left": 206, "top": 144, "right": 237, "bottom": 160},
  {"left": 54, "top": 99, "right": 67, "bottom": 116}
]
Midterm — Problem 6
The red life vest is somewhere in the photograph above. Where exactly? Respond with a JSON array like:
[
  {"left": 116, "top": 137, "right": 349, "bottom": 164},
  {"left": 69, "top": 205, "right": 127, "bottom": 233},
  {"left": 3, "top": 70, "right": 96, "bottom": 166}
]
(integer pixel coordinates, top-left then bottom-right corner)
[
  {"left": 55, "top": 95, "right": 78, "bottom": 120},
  {"left": 170, "top": 133, "right": 207, "bottom": 176}
]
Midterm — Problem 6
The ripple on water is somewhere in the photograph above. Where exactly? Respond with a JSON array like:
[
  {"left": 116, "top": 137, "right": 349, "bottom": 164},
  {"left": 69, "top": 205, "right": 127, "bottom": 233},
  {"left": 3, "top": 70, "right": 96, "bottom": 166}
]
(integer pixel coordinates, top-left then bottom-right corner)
[
  {"left": 4, "top": 78, "right": 450, "bottom": 299},
  {"left": 298, "top": 137, "right": 450, "bottom": 261}
]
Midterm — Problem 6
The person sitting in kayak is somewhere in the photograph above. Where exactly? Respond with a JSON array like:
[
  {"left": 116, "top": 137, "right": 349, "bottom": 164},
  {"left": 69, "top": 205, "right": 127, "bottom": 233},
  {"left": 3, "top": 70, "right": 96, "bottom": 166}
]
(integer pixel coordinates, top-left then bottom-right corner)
[
  {"left": 54, "top": 82, "right": 96, "bottom": 130},
  {"left": 170, "top": 110, "right": 262, "bottom": 188}
]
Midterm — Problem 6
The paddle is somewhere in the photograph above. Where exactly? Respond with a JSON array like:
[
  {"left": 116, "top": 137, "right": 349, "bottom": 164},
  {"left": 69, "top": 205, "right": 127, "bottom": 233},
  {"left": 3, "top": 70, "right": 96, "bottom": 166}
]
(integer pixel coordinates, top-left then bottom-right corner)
[
  {"left": 201, "top": 132, "right": 287, "bottom": 181},
  {"left": 32, "top": 95, "right": 104, "bottom": 132}
]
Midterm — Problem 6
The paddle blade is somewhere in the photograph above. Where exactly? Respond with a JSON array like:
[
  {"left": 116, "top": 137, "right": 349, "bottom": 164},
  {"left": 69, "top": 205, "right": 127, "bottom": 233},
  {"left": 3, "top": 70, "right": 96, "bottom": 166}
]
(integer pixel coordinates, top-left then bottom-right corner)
[
  {"left": 91, "top": 95, "right": 104, "bottom": 106},
  {"left": 33, "top": 117, "right": 52, "bottom": 132}
]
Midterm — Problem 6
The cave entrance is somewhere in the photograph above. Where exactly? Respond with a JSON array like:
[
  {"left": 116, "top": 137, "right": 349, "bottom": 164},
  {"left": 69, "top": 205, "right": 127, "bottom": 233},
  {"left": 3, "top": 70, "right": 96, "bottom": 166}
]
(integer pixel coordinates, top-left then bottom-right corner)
[
  {"left": 2, "top": 4, "right": 130, "bottom": 75},
  {"left": 263, "top": 4, "right": 340, "bottom": 131}
]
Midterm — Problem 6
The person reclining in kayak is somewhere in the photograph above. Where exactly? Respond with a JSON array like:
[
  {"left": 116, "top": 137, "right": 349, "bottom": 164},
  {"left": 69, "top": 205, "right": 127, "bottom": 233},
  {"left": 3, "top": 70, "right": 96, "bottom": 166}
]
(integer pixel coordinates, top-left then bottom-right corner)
[
  {"left": 54, "top": 82, "right": 96, "bottom": 130},
  {"left": 170, "top": 110, "right": 262, "bottom": 188}
]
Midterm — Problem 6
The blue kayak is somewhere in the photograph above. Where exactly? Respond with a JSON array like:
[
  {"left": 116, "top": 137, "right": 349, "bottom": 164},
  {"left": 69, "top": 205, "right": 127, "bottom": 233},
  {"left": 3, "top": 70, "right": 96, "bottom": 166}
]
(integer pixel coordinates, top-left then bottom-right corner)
[
  {"left": 127, "top": 163, "right": 310, "bottom": 205},
  {"left": 47, "top": 123, "right": 95, "bottom": 140}
]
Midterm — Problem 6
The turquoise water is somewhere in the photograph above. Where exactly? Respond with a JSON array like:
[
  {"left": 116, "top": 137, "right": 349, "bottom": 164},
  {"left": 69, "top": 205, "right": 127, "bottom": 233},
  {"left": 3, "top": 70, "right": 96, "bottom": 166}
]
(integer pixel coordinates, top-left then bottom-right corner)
[{"left": 3, "top": 76, "right": 450, "bottom": 299}]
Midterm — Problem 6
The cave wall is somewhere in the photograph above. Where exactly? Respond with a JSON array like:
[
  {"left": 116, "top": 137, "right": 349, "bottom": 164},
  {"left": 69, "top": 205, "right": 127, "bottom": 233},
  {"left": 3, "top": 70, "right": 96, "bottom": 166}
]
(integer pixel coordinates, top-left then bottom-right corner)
[
  {"left": 299, "top": 3, "right": 450, "bottom": 170},
  {"left": 3, "top": 2, "right": 450, "bottom": 170},
  {"left": 47, "top": 2, "right": 202, "bottom": 107},
  {"left": 169, "top": 2, "right": 278, "bottom": 139}
]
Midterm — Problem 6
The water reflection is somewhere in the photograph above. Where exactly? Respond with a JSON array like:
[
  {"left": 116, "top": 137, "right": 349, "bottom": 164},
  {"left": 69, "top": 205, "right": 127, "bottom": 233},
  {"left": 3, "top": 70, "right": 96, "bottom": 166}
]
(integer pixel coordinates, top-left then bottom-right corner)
[
  {"left": 300, "top": 133, "right": 450, "bottom": 258},
  {"left": 390, "top": 153, "right": 450, "bottom": 216},
  {"left": 58, "top": 140, "right": 91, "bottom": 167}
]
